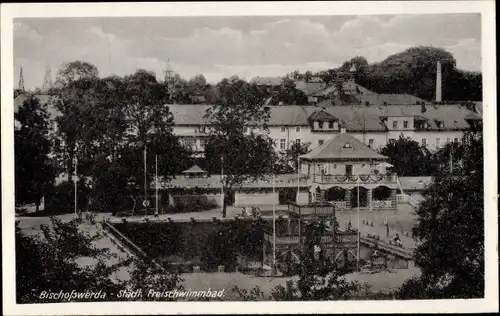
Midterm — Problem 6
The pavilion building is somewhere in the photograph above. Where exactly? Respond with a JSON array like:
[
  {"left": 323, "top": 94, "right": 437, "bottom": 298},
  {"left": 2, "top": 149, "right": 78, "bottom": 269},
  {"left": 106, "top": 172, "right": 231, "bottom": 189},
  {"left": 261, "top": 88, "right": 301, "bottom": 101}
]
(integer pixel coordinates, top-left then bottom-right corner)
[{"left": 299, "top": 133, "right": 398, "bottom": 211}]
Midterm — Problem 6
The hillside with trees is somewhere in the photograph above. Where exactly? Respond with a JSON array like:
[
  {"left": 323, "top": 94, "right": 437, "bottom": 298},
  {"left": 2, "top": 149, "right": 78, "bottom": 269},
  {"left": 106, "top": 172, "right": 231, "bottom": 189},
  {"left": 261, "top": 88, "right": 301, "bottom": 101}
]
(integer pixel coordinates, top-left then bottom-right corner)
[{"left": 319, "top": 46, "right": 482, "bottom": 102}]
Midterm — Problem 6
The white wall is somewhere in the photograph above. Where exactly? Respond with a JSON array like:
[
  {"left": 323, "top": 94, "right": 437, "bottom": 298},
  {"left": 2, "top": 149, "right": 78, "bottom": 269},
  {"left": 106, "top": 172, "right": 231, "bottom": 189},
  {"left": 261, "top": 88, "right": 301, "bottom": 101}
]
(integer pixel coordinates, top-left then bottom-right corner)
[{"left": 235, "top": 191, "right": 278, "bottom": 206}]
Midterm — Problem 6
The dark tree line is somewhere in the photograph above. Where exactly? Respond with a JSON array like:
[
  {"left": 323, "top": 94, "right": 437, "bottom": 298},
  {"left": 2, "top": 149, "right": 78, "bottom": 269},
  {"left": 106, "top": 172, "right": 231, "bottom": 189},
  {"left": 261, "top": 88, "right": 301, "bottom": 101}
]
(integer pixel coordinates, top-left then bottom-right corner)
[{"left": 317, "top": 46, "right": 482, "bottom": 102}]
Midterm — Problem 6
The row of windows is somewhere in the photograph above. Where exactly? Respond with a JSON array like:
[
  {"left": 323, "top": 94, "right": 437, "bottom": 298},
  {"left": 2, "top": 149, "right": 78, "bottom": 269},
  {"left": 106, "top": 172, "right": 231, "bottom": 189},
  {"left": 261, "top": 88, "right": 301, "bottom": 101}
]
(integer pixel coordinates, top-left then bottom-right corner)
[
  {"left": 280, "top": 126, "right": 308, "bottom": 132},
  {"left": 389, "top": 137, "right": 460, "bottom": 146},
  {"left": 317, "top": 121, "right": 338, "bottom": 130},
  {"left": 392, "top": 120, "right": 409, "bottom": 129}
]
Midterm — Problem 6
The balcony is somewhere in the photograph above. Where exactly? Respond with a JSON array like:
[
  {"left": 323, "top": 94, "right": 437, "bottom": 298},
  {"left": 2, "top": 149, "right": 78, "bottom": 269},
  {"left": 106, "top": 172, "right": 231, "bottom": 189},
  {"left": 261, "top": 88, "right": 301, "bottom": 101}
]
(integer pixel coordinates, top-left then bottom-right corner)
[{"left": 313, "top": 173, "right": 397, "bottom": 184}]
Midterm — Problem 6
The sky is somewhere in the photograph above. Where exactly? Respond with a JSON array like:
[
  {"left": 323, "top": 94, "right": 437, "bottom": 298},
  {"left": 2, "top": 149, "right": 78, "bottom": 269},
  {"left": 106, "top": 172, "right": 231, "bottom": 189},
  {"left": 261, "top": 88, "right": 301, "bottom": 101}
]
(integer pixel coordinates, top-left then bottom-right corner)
[{"left": 14, "top": 14, "right": 481, "bottom": 90}]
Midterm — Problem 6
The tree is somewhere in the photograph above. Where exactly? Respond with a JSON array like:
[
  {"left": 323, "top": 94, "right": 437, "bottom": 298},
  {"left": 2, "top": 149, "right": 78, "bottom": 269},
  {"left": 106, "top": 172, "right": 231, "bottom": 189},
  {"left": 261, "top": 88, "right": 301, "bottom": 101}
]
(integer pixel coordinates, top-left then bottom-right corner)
[
  {"left": 15, "top": 218, "right": 128, "bottom": 303},
  {"left": 15, "top": 94, "right": 55, "bottom": 210},
  {"left": 379, "top": 136, "right": 433, "bottom": 176},
  {"left": 54, "top": 61, "right": 99, "bottom": 88},
  {"left": 304, "top": 70, "right": 313, "bottom": 83},
  {"left": 398, "top": 131, "right": 484, "bottom": 299},
  {"left": 187, "top": 74, "right": 208, "bottom": 96},
  {"left": 122, "top": 69, "right": 185, "bottom": 213},
  {"left": 285, "top": 141, "right": 311, "bottom": 172},
  {"left": 51, "top": 61, "right": 102, "bottom": 181},
  {"left": 204, "top": 76, "right": 274, "bottom": 217},
  {"left": 275, "top": 76, "right": 308, "bottom": 105}
]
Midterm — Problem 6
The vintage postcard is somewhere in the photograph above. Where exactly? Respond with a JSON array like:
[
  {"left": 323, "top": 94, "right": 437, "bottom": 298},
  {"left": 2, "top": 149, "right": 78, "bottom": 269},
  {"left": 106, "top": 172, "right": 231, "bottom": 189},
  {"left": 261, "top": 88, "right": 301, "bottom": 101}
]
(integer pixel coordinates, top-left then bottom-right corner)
[{"left": 1, "top": 1, "right": 498, "bottom": 315}]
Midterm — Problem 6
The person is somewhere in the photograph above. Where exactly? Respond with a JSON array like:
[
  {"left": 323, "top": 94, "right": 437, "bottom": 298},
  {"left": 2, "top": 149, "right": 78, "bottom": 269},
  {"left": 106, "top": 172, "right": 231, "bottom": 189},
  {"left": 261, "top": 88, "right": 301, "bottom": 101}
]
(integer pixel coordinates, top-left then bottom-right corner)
[
  {"left": 241, "top": 207, "right": 247, "bottom": 217},
  {"left": 393, "top": 233, "right": 402, "bottom": 247}
]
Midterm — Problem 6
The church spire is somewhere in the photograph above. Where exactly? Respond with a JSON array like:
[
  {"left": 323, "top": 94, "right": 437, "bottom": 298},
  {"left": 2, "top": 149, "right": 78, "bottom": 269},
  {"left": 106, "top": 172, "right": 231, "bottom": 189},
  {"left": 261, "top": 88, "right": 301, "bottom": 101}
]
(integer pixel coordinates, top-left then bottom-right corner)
[{"left": 18, "top": 66, "right": 25, "bottom": 92}]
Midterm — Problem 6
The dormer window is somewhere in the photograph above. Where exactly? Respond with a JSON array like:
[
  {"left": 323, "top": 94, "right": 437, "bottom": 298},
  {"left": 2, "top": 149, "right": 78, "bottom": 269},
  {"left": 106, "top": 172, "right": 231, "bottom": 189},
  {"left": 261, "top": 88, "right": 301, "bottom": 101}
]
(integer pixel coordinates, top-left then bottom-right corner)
[{"left": 343, "top": 143, "right": 352, "bottom": 149}]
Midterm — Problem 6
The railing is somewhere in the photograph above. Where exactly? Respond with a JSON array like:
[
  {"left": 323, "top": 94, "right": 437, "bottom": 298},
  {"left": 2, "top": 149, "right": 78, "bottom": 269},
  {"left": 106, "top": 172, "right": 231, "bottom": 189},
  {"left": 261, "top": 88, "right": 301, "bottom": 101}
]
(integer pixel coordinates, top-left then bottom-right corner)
[
  {"left": 288, "top": 203, "right": 336, "bottom": 217},
  {"left": 407, "top": 195, "right": 420, "bottom": 208},
  {"left": 330, "top": 201, "right": 347, "bottom": 209},
  {"left": 396, "top": 194, "right": 420, "bottom": 208},
  {"left": 372, "top": 200, "right": 392, "bottom": 208},
  {"left": 396, "top": 194, "right": 408, "bottom": 203},
  {"left": 313, "top": 173, "right": 397, "bottom": 184}
]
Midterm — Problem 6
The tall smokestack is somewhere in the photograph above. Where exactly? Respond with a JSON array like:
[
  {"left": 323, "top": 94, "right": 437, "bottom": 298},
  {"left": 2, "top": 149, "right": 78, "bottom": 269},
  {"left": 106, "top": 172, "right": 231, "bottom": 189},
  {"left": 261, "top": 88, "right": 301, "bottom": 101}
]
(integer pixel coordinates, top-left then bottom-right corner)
[{"left": 435, "top": 61, "right": 442, "bottom": 103}]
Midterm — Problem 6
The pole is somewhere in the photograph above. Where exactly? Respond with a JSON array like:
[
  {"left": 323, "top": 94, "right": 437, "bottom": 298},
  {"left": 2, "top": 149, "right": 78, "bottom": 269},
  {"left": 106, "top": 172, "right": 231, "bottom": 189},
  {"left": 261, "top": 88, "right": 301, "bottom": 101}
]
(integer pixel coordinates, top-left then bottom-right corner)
[
  {"left": 296, "top": 156, "right": 300, "bottom": 203},
  {"left": 449, "top": 147, "right": 453, "bottom": 174},
  {"left": 357, "top": 178, "right": 360, "bottom": 271},
  {"left": 144, "top": 144, "right": 148, "bottom": 215},
  {"left": 220, "top": 155, "right": 224, "bottom": 216},
  {"left": 155, "top": 155, "right": 158, "bottom": 216},
  {"left": 273, "top": 170, "right": 276, "bottom": 275},
  {"left": 74, "top": 156, "right": 78, "bottom": 218}
]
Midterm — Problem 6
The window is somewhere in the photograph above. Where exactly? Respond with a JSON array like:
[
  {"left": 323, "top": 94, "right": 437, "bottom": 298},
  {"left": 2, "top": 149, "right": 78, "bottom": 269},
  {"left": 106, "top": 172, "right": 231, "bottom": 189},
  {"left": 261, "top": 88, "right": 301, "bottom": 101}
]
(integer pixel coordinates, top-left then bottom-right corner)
[
  {"left": 343, "top": 143, "right": 352, "bottom": 148},
  {"left": 199, "top": 126, "right": 206, "bottom": 133},
  {"left": 333, "top": 164, "right": 337, "bottom": 169},
  {"left": 318, "top": 121, "right": 324, "bottom": 129},
  {"left": 436, "top": 138, "right": 441, "bottom": 147},
  {"left": 280, "top": 139, "right": 286, "bottom": 150},
  {"left": 318, "top": 139, "right": 324, "bottom": 146},
  {"left": 361, "top": 164, "right": 366, "bottom": 168},
  {"left": 403, "top": 121, "right": 409, "bottom": 128},
  {"left": 368, "top": 139, "right": 374, "bottom": 148},
  {"left": 186, "top": 139, "right": 196, "bottom": 149},
  {"left": 392, "top": 121, "right": 398, "bottom": 129},
  {"left": 296, "top": 126, "right": 301, "bottom": 132},
  {"left": 281, "top": 126, "right": 286, "bottom": 132},
  {"left": 333, "top": 122, "right": 338, "bottom": 130},
  {"left": 328, "top": 121, "right": 334, "bottom": 129},
  {"left": 296, "top": 139, "right": 301, "bottom": 145},
  {"left": 422, "top": 138, "right": 427, "bottom": 146},
  {"left": 199, "top": 139, "right": 206, "bottom": 150}
]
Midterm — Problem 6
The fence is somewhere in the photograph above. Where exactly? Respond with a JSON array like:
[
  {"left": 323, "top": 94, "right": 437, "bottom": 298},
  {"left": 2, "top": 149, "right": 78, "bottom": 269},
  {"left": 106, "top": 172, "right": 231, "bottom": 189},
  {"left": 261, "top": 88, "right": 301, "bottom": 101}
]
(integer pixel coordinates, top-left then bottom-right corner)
[{"left": 396, "top": 194, "right": 420, "bottom": 208}]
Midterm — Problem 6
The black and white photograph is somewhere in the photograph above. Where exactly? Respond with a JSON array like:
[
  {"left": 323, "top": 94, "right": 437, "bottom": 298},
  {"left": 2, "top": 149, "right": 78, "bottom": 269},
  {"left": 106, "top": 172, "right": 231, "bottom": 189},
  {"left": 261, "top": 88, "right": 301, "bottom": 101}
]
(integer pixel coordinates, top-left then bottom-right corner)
[{"left": 1, "top": 1, "right": 497, "bottom": 314}]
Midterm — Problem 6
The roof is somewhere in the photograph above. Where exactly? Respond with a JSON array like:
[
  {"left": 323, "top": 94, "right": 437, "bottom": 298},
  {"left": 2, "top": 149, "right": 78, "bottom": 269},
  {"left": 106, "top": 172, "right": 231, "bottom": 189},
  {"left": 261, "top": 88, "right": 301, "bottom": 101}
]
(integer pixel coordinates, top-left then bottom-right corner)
[
  {"left": 300, "top": 133, "right": 388, "bottom": 160},
  {"left": 249, "top": 76, "right": 283, "bottom": 86},
  {"left": 162, "top": 173, "right": 310, "bottom": 189},
  {"left": 309, "top": 109, "right": 337, "bottom": 122},
  {"left": 474, "top": 102, "right": 483, "bottom": 116},
  {"left": 169, "top": 103, "right": 478, "bottom": 131},
  {"left": 182, "top": 165, "right": 207, "bottom": 174},
  {"left": 14, "top": 94, "right": 60, "bottom": 121},
  {"left": 294, "top": 80, "right": 327, "bottom": 96}
]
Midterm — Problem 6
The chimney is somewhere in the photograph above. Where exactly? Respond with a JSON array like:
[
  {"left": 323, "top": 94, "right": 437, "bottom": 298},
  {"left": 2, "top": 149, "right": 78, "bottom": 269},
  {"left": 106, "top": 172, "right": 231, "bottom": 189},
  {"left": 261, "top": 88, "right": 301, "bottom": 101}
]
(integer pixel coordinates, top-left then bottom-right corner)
[{"left": 436, "top": 61, "right": 442, "bottom": 103}]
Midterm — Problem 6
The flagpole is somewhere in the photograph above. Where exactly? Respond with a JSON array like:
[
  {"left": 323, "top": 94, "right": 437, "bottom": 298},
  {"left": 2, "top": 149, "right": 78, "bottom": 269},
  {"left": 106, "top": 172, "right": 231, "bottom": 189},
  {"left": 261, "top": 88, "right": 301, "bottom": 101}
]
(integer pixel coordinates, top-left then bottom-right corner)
[
  {"left": 144, "top": 144, "right": 147, "bottom": 215},
  {"left": 220, "top": 156, "right": 224, "bottom": 216},
  {"left": 273, "top": 169, "right": 276, "bottom": 275},
  {"left": 155, "top": 155, "right": 158, "bottom": 216},
  {"left": 357, "top": 177, "right": 360, "bottom": 271},
  {"left": 449, "top": 147, "right": 453, "bottom": 174},
  {"left": 296, "top": 155, "right": 300, "bottom": 203},
  {"left": 74, "top": 156, "right": 78, "bottom": 218}
]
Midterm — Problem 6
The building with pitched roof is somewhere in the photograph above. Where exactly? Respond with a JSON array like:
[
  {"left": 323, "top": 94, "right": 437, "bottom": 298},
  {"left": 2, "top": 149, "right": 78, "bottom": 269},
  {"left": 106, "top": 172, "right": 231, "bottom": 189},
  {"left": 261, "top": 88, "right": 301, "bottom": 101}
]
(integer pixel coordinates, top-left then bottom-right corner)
[{"left": 168, "top": 102, "right": 480, "bottom": 155}]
